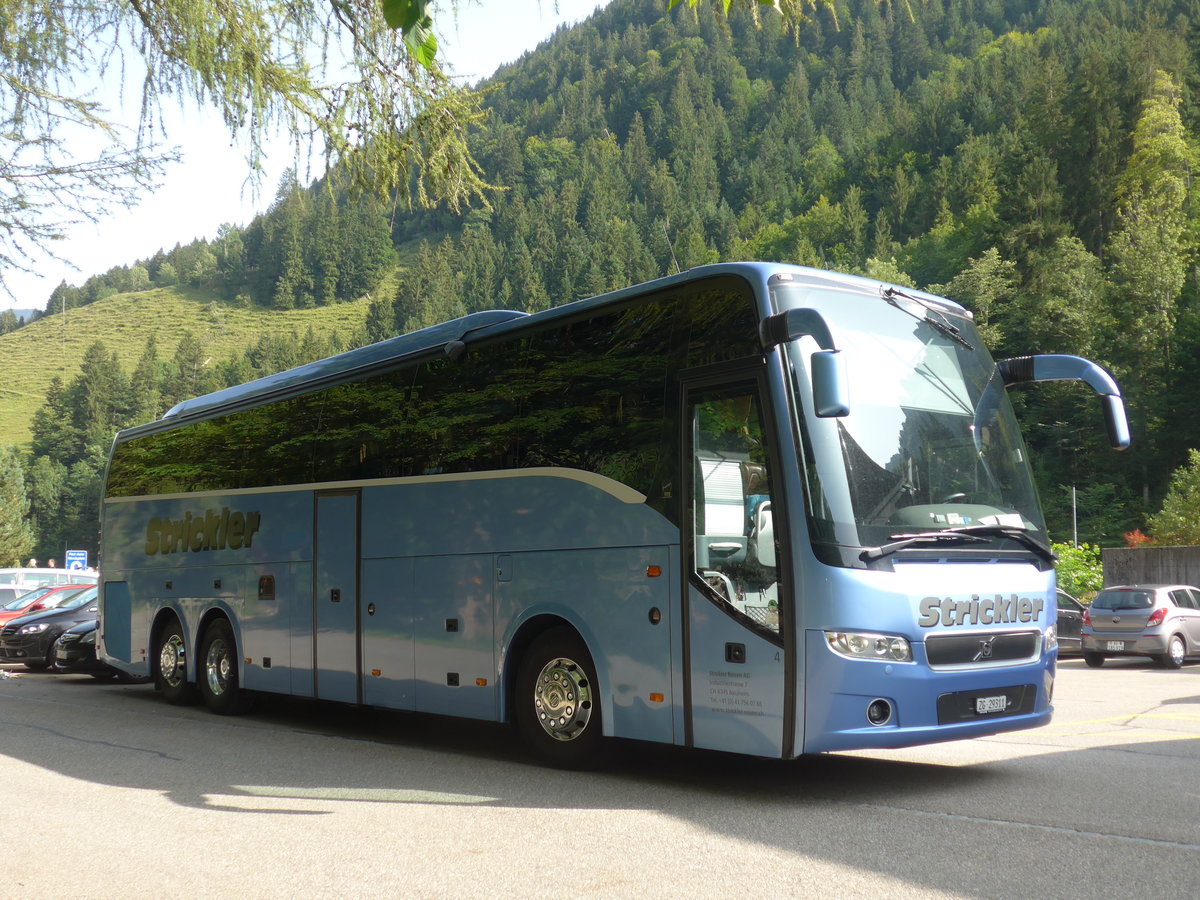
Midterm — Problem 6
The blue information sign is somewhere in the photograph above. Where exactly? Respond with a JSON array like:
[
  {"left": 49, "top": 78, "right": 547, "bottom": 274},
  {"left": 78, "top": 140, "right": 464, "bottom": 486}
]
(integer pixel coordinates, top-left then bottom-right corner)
[{"left": 65, "top": 549, "right": 88, "bottom": 570}]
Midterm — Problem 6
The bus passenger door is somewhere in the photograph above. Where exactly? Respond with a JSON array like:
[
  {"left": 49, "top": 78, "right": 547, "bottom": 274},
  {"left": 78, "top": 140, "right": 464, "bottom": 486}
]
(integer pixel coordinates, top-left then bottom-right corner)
[
  {"left": 314, "top": 491, "right": 361, "bottom": 703},
  {"left": 684, "top": 379, "right": 790, "bottom": 758}
]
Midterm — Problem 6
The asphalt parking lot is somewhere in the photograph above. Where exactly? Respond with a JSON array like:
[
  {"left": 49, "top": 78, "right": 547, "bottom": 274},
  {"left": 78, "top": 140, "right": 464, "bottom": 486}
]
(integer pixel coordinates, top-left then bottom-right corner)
[{"left": 1, "top": 654, "right": 1197, "bottom": 899}]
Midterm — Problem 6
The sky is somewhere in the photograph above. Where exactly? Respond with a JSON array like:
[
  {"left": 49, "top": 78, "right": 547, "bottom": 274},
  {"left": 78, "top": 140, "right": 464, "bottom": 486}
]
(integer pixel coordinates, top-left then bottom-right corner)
[{"left": 1, "top": 0, "right": 609, "bottom": 313}]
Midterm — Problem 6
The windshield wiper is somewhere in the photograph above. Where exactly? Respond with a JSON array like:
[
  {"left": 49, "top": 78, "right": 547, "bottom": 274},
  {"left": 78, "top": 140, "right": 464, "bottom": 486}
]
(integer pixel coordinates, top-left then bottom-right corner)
[
  {"left": 882, "top": 286, "right": 973, "bottom": 349},
  {"left": 943, "top": 524, "right": 1056, "bottom": 563},
  {"left": 861, "top": 524, "right": 1055, "bottom": 563},
  {"left": 861, "top": 531, "right": 990, "bottom": 561}
]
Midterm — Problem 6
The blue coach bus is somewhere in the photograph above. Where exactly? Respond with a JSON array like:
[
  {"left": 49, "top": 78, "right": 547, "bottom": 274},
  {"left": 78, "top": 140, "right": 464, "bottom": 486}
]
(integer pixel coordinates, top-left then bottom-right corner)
[{"left": 98, "top": 263, "right": 1129, "bottom": 766}]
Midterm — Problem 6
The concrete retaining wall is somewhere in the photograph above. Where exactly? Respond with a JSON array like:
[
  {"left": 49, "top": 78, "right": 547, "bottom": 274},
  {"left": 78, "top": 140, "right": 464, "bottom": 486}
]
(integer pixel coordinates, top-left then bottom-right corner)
[{"left": 1101, "top": 546, "right": 1200, "bottom": 587}]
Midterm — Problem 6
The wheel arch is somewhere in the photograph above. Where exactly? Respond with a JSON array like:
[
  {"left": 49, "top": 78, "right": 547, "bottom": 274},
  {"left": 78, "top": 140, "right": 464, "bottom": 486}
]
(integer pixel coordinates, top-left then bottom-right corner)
[{"left": 502, "top": 614, "right": 608, "bottom": 734}]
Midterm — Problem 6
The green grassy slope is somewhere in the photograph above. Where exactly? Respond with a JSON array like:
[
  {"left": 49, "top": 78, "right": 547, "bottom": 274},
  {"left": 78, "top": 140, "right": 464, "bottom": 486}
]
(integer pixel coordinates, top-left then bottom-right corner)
[{"left": 0, "top": 285, "right": 376, "bottom": 451}]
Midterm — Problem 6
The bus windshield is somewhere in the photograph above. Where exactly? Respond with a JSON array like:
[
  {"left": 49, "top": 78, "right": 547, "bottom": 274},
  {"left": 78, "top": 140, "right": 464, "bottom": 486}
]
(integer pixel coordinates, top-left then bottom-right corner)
[{"left": 773, "top": 280, "right": 1046, "bottom": 556}]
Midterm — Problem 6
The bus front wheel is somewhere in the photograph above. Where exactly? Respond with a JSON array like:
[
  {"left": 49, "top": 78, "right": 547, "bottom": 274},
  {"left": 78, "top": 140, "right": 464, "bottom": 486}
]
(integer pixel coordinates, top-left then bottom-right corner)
[
  {"left": 515, "top": 628, "right": 605, "bottom": 769},
  {"left": 156, "top": 620, "right": 200, "bottom": 705},
  {"left": 198, "top": 619, "right": 255, "bottom": 715}
]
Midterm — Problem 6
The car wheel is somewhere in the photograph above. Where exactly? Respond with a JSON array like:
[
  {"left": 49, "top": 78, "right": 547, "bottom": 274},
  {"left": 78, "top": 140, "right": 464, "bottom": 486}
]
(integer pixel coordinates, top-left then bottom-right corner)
[
  {"left": 515, "top": 627, "right": 605, "bottom": 769},
  {"left": 198, "top": 619, "right": 255, "bottom": 715},
  {"left": 25, "top": 638, "right": 57, "bottom": 672},
  {"left": 1083, "top": 652, "right": 1105, "bottom": 668},
  {"left": 155, "top": 619, "right": 200, "bottom": 705},
  {"left": 1161, "top": 634, "right": 1186, "bottom": 669}
]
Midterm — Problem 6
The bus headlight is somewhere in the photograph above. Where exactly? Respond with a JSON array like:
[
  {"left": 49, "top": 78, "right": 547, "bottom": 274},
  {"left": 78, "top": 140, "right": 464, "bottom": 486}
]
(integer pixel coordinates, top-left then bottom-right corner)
[{"left": 825, "top": 631, "right": 912, "bottom": 662}]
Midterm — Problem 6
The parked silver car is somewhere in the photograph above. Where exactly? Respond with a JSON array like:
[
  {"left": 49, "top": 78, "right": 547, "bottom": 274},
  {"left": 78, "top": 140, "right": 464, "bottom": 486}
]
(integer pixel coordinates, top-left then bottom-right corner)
[{"left": 1081, "top": 584, "right": 1200, "bottom": 668}]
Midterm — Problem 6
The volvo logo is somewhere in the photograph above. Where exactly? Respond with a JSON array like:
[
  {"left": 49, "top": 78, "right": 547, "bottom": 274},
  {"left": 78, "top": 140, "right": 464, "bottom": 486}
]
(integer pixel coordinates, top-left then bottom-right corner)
[{"left": 973, "top": 637, "right": 996, "bottom": 662}]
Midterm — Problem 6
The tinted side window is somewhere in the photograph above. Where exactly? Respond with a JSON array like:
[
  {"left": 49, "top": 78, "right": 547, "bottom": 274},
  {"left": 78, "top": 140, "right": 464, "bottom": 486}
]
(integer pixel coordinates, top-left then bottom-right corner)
[
  {"left": 106, "top": 394, "right": 321, "bottom": 496},
  {"left": 107, "top": 277, "right": 762, "bottom": 513},
  {"left": 1170, "top": 590, "right": 1195, "bottom": 610}
]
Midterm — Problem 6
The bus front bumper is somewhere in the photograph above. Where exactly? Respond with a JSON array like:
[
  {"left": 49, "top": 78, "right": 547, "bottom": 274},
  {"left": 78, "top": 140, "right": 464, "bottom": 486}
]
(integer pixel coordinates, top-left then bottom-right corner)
[{"left": 801, "top": 630, "right": 1055, "bottom": 754}]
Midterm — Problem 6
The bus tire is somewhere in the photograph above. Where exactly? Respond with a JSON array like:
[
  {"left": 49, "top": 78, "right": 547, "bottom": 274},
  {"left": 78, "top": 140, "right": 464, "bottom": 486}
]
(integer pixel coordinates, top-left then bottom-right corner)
[
  {"left": 156, "top": 619, "right": 200, "bottom": 705},
  {"left": 515, "top": 627, "right": 605, "bottom": 769},
  {"left": 198, "top": 619, "right": 255, "bottom": 715}
]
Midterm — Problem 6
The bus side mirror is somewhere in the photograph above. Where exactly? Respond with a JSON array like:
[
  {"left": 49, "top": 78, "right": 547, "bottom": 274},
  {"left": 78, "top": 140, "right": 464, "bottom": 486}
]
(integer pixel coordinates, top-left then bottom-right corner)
[
  {"left": 761, "top": 309, "right": 850, "bottom": 418},
  {"left": 998, "top": 354, "right": 1130, "bottom": 450},
  {"left": 1099, "top": 394, "right": 1131, "bottom": 450},
  {"left": 811, "top": 350, "right": 850, "bottom": 418}
]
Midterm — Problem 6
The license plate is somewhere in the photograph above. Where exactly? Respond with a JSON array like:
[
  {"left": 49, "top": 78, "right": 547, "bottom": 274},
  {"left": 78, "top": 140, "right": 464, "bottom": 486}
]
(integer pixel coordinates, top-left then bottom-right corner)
[
  {"left": 1106, "top": 641, "right": 1124, "bottom": 652},
  {"left": 975, "top": 695, "right": 1007, "bottom": 714}
]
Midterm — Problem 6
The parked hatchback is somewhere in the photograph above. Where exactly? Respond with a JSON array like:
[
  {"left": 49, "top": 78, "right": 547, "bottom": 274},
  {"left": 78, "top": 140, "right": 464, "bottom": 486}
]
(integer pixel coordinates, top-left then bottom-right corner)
[{"left": 1081, "top": 584, "right": 1200, "bottom": 668}]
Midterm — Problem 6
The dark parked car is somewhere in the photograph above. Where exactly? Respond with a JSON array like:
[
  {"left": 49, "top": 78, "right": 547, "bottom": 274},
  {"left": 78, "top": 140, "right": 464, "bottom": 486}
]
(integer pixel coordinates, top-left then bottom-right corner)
[
  {"left": 53, "top": 619, "right": 144, "bottom": 681},
  {"left": 1055, "top": 589, "right": 1085, "bottom": 656},
  {"left": 1081, "top": 584, "right": 1200, "bottom": 668},
  {"left": 0, "top": 586, "right": 98, "bottom": 671}
]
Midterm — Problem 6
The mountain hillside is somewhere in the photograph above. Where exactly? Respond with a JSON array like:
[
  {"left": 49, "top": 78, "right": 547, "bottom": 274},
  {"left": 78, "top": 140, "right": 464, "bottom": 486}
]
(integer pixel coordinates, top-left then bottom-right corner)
[{"left": 0, "top": 287, "right": 374, "bottom": 448}]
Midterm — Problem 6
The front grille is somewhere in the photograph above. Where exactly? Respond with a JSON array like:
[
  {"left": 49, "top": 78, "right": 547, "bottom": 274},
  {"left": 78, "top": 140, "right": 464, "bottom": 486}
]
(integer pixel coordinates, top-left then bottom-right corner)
[
  {"left": 925, "top": 630, "right": 1040, "bottom": 667},
  {"left": 1, "top": 625, "right": 18, "bottom": 638}
]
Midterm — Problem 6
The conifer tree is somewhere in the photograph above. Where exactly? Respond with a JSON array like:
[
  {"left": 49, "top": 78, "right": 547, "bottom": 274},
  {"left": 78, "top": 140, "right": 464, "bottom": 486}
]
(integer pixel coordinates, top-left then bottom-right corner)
[
  {"left": 0, "top": 446, "right": 34, "bottom": 566},
  {"left": 1106, "top": 70, "right": 1195, "bottom": 375},
  {"left": 1146, "top": 449, "right": 1200, "bottom": 546},
  {"left": 131, "top": 335, "right": 164, "bottom": 423}
]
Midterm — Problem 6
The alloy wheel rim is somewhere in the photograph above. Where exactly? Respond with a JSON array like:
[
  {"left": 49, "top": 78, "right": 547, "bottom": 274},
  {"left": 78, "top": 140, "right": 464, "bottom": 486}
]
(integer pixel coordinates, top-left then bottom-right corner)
[
  {"left": 532, "top": 655, "right": 592, "bottom": 742},
  {"left": 205, "top": 638, "right": 232, "bottom": 696},
  {"left": 160, "top": 634, "right": 185, "bottom": 688}
]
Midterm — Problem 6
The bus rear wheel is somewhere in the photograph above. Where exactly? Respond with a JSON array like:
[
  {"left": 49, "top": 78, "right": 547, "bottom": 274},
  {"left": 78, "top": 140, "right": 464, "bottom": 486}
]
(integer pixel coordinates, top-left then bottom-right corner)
[
  {"left": 156, "top": 619, "right": 200, "bottom": 705},
  {"left": 516, "top": 628, "right": 605, "bottom": 769},
  {"left": 198, "top": 619, "right": 255, "bottom": 715}
]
